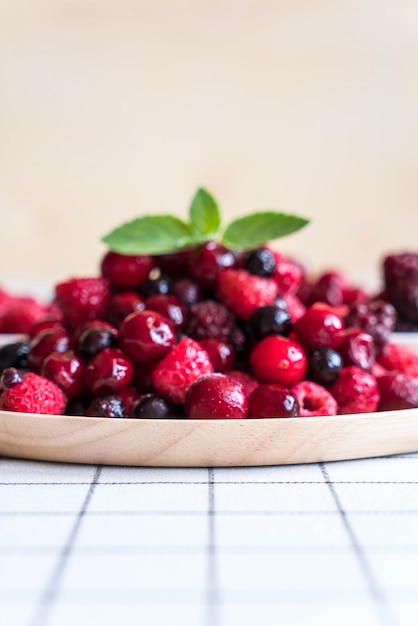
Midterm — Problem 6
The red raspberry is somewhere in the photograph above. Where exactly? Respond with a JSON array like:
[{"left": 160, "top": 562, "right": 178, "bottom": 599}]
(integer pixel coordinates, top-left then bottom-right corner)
[
  {"left": 55, "top": 277, "right": 110, "bottom": 331},
  {"left": 248, "top": 383, "right": 299, "bottom": 418},
  {"left": 290, "top": 381, "right": 337, "bottom": 417},
  {"left": 269, "top": 250, "right": 303, "bottom": 295},
  {"left": 250, "top": 335, "right": 307, "bottom": 387},
  {"left": 217, "top": 269, "right": 279, "bottom": 321},
  {"left": 185, "top": 374, "right": 248, "bottom": 419},
  {"left": 0, "top": 297, "right": 49, "bottom": 334},
  {"left": 376, "top": 342, "right": 418, "bottom": 378},
  {"left": 294, "top": 303, "right": 345, "bottom": 350},
  {"left": 100, "top": 251, "right": 154, "bottom": 290},
  {"left": 224, "top": 370, "right": 259, "bottom": 398},
  {"left": 0, "top": 372, "right": 66, "bottom": 415},
  {"left": 84, "top": 348, "right": 134, "bottom": 396},
  {"left": 151, "top": 337, "right": 213, "bottom": 404},
  {"left": 42, "top": 350, "right": 85, "bottom": 400},
  {"left": 377, "top": 373, "right": 418, "bottom": 411},
  {"left": 119, "top": 310, "right": 176, "bottom": 364},
  {"left": 329, "top": 366, "right": 380, "bottom": 414}
]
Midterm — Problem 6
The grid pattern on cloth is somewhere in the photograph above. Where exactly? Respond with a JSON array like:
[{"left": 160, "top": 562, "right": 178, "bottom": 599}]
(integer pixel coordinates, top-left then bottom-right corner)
[{"left": 1, "top": 454, "right": 418, "bottom": 626}]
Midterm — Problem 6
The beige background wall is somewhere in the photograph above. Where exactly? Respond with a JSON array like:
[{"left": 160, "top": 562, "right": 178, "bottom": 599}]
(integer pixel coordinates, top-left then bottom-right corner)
[{"left": 1, "top": 0, "right": 418, "bottom": 290}]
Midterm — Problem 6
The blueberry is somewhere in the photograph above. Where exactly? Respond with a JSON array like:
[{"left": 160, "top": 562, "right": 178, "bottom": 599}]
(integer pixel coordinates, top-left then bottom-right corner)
[
  {"left": 0, "top": 341, "right": 30, "bottom": 372},
  {"left": 85, "top": 396, "right": 127, "bottom": 418},
  {"left": 249, "top": 305, "right": 292, "bottom": 340},
  {"left": 244, "top": 248, "right": 276, "bottom": 277},
  {"left": 133, "top": 393, "right": 179, "bottom": 419},
  {"left": 307, "top": 347, "right": 343, "bottom": 386}
]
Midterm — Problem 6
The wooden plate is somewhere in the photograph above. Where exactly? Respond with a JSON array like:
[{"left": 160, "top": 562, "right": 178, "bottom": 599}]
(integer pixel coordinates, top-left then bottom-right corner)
[{"left": 1, "top": 333, "right": 418, "bottom": 466}]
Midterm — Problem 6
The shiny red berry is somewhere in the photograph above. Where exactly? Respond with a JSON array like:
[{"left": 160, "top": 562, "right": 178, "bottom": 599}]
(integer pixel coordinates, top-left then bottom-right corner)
[
  {"left": 42, "top": 350, "right": 85, "bottom": 400},
  {"left": 119, "top": 310, "right": 176, "bottom": 364},
  {"left": 199, "top": 338, "right": 235, "bottom": 372},
  {"left": 185, "top": 374, "right": 248, "bottom": 419},
  {"left": 248, "top": 384, "right": 299, "bottom": 418},
  {"left": 250, "top": 336, "right": 307, "bottom": 387},
  {"left": 145, "top": 295, "right": 187, "bottom": 331},
  {"left": 334, "top": 328, "right": 375, "bottom": 371},
  {"left": 294, "top": 303, "right": 345, "bottom": 349},
  {"left": 28, "top": 329, "right": 70, "bottom": 373},
  {"left": 188, "top": 241, "right": 236, "bottom": 288},
  {"left": 84, "top": 347, "right": 134, "bottom": 396},
  {"left": 290, "top": 381, "right": 337, "bottom": 416},
  {"left": 100, "top": 251, "right": 154, "bottom": 290},
  {"left": 105, "top": 292, "right": 145, "bottom": 328}
]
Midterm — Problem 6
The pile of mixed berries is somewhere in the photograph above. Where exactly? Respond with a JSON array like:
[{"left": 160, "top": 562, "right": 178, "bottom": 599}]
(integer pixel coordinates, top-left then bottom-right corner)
[{"left": 1, "top": 245, "right": 418, "bottom": 419}]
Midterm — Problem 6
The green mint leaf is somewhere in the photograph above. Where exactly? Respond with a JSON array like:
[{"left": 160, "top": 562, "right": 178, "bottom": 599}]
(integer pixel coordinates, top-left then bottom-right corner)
[
  {"left": 188, "top": 187, "right": 221, "bottom": 238},
  {"left": 102, "top": 215, "right": 195, "bottom": 255},
  {"left": 221, "top": 212, "right": 309, "bottom": 250}
]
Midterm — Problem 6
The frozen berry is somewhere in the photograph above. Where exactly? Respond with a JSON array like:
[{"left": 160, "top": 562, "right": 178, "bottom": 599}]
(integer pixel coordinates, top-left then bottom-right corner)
[
  {"left": 217, "top": 269, "right": 279, "bottom": 321},
  {"left": 307, "top": 347, "right": 342, "bottom": 386},
  {"left": 0, "top": 297, "right": 49, "bottom": 334},
  {"left": 249, "top": 305, "right": 292, "bottom": 340},
  {"left": 0, "top": 372, "right": 66, "bottom": 415},
  {"left": 185, "top": 374, "right": 248, "bottom": 419},
  {"left": 294, "top": 303, "right": 345, "bottom": 349},
  {"left": 100, "top": 251, "right": 153, "bottom": 290},
  {"left": 345, "top": 300, "right": 397, "bottom": 350},
  {"left": 329, "top": 366, "right": 380, "bottom": 414},
  {"left": 105, "top": 292, "right": 145, "bottom": 328},
  {"left": 85, "top": 395, "right": 126, "bottom": 418},
  {"left": 84, "top": 348, "right": 134, "bottom": 396},
  {"left": 154, "top": 250, "right": 192, "bottom": 277},
  {"left": 310, "top": 271, "right": 347, "bottom": 307},
  {"left": 0, "top": 341, "right": 30, "bottom": 372},
  {"left": 55, "top": 277, "right": 110, "bottom": 330},
  {"left": 172, "top": 278, "right": 203, "bottom": 307},
  {"left": 244, "top": 248, "right": 276, "bottom": 277},
  {"left": 376, "top": 342, "right": 418, "bottom": 378},
  {"left": 250, "top": 335, "right": 307, "bottom": 387},
  {"left": 28, "top": 329, "right": 70, "bottom": 373},
  {"left": 133, "top": 393, "right": 179, "bottom": 419},
  {"left": 119, "top": 310, "right": 176, "bottom": 364},
  {"left": 186, "top": 300, "right": 246, "bottom": 353},
  {"left": 199, "top": 338, "right": 235, "bottom": 372},
  {"left": 76, "top": 326, "right": 118, "bottom": 360},
  {"left": 270, "top": 250, "right": 303, "bottom": 296},
  {"left": 118, "top": 387, "right": 142, "bottom": 416},
  {"left": 290, "top": 381, "right": 337, "bottom": 417},
  {"left": 188, "top": 242, "right": 236, "bottom": 288},
  {"left": 248, "top": 384, "right": 299, "bottom": 418},
  {"left": 377, "top": 373, "right": 418, "bottom": 411},
  {"left": 140, "top": 273, "right": 172, "bottom": 298},
  {"left": 224, "top": 370, "right": 259, "bottom": 398},
  {"left": 0, "top": 367, "right": 24, "bottom": 391},
  {"left": 283, "top": 293, "right": 307, "bottom": 323},
  {"left": 384, "top": 252, "right": 418, "bottom": 323},
  {"left": 152, "top": 337, "right": 213, "bottom": 404},
  {"left": 145, "top": 295, "right": 187, "bottom": 331},
  {"left": 335, "top": 329, "right": 375, "bottom": 371},
  {"left": 29, "top": 319, "right": 66, "bottom": 339},
  {"left": 41, "top": 350, "right": 85, "bottom": 400},
  {"left": 72, "top": 320, "right": 117, "bottom": 345}
]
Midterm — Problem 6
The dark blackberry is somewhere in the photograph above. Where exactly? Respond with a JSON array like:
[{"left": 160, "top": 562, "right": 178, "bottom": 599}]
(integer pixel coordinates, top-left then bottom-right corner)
[
  {"left": 85, "top": 395, "right": 127, "bottom": 418},
  {"left": 384, "top": 253, "right": 418, "bottom": 324},
  {"left": 76, "top": 327, "right": 117, "bottom": 359},
  {"left": 186, "top": 299, "right": 247, "bottom": 353},
  {"left": 244, "top": 248, "right": 276, "bottom": 277},
  {"left": 345, "top": 300, "right": 396, "bottom": 350},
  {"left": 0, "top": 341, "right": 30, "bottom": 372},
  {"left": 307, "top": 347, "right": 342, "bottom": 386},
  {"left": 249, "top": 305, "right": 292, "bottom": 340},
  {"left": 133, "top": 393, "right": 179, "bottom": 419}
]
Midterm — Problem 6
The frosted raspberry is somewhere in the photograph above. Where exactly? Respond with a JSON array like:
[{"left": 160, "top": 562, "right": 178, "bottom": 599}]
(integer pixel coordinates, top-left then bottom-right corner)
[
  {"left": 0, "top": 372, "right": 67, "bottom": 415},
  {"left": 378, "top": 373, "right": 418, "bottom": 411},
  {"left": 329, "top": 366, "right": 380, "bottom": 414},
  {"left": 290, "top": 381, "right": 338, "bottom": 417},
  {"left": 0, "top": 297, "right": 49, "bottom": 334},
  {"left": 55, "top": 277, "right": 110, "bottom": 331},
  {"left": 376, "top": 342, "right": 418, "bottom": 378},
  {"left": 217, "top": 269, "right": 278, "bottom": 321},
  {"left": 151, "top": 338, "right": 213, "bottom": 404}
]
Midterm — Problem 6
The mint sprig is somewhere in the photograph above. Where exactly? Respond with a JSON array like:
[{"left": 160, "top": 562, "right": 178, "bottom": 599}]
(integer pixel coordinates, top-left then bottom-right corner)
[{"left": 102, "top": 187, "right": 309, "bottom": 255}]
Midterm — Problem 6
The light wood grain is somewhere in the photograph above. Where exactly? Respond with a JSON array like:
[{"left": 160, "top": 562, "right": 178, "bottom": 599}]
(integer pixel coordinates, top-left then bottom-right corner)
[{"left": 1, "top": 409, "right": 418, "bottom": 467}]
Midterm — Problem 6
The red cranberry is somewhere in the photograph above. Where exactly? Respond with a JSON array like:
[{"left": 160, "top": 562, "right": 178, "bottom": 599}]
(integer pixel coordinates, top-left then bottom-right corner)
[
  {"left": 84, "top": 347, "right": 134, "bottom": 396},
  {"left": 145, "top": 295, "right": 187, "bottom": 331},
  {"left": 105, "top": 292, "right": 145, "bottom": 328},
  {"left": 118, "top": 387, "right": 142, "bottom": 416},
  {"left": 224, "top": 370, "right": 259, "bottom": 398},
  {"left": 119, "top": 310, "right": 176, "bottom": 364},
  {"left": 85, "top": 395, "right": 127, "bottom": 418},
  {"left": 270, "top": 251, "right": 303, "bottom": 296},
  {"left": 133, "top": 393, "right": 178, "bottom": 419},
  {"left": 188, "top": 242, "right": 236, "bottom": 288},
  {"left": 42, "top": 350, "right": 85, "bottom": 400},
  {"left": 294, "top": 303, "right": 345, "bottom": 350},
  {"left": 29, "top": 319, "right": 66, "bottom": 339},
  {"left": 334, "top": 329, "right": 375, "bottom": 371},
  {"left": 199, "top": 338, "right": 235, "bottom": 372},
  {"left": 154, "top": 250, "right": 192, "bottom": 277},
  {"left": 185, "top": 374, "right": 248, "bottom": 419},
  {"left": 0, "top": 367, "right": 24, "bottom": 391},
  {"left": 100, "top": 251, "right": 154, "bottom": 290},
  {"left": 310, "top": 271, "right": 347, "bottom": 307},
  {"left": 250, "top": 336, "right": 307, "bottom": 387},
  {"left": 248, "top": 384, "right": 299, "bottom": 418},
  {"left": 377, "top": 373, "right": 418, "bottom": 411},
  {"left": 28, "top": 329, "right": 70, "bottom": 373}
]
